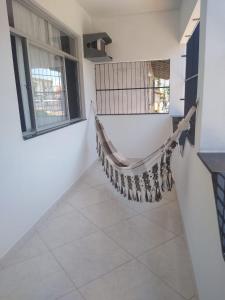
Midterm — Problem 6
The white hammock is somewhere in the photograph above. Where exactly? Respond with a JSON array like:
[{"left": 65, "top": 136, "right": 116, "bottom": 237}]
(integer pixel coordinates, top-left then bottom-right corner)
[{"left": 95, "top": 105, "right": 196, "bottom": 203}]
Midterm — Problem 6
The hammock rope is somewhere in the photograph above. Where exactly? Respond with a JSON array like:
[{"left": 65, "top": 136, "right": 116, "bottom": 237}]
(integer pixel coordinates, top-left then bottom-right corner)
[{"left": 95, "top": 105, "right": 197, "bottom": 203}]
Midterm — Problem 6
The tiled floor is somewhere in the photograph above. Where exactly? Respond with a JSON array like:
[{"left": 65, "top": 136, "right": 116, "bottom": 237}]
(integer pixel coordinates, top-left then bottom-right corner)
[{"left": 0, "top": 161, "right": 198, "bottom": 300}]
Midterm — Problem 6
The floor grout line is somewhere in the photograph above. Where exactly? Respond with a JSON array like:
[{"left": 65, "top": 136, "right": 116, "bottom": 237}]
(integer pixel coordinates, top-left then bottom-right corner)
[
  {"left": 137, "top": 258, "right": 189, "bottom": 300},
  {"left": 139, "top": 212, "right": 184, "bottom": 236},
  {"left": 55, "top": 288, "right": 85, "bottom": 300},
  {"left": 0, "top": 162, "right": 197, "bottom": 300},
  {"left": 35, "top": 230, "right": 80, "bottom": 291},
  {"left": 77, "top": 257, "right": 134, "bottom": 290}
]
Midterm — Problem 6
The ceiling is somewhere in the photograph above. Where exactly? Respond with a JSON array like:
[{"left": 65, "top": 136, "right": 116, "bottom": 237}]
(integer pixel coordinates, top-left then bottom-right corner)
[{"left": 76, "top": 0, "right": 181, "bottom": 17}]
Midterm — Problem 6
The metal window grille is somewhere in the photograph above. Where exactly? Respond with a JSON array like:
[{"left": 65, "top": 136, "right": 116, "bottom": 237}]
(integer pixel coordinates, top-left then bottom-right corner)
[
  {"left": 95, "top": 60, "right": 170, "bottom": 115},
  {"left": 212, "top": 173, "right": 225, "bottom": 260}
]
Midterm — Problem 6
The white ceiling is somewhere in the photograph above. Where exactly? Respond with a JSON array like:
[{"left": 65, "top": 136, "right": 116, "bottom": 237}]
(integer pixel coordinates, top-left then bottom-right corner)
[{"left": 76, "top": 0, "right": 181, "bottom": 17}]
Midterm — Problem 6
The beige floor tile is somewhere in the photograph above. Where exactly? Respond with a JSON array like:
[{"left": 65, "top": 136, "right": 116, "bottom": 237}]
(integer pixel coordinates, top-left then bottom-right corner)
[
  {"left": 130, "top": 189, "right": 177, "bottom": 214},
  {"left": 1, "top": 232, "right": 49, "bottom": 268},
  {"left": 142, "top": 202, "right": 184, "bottom": 235},
  {"left": 80, "top": 260, "right": 185, "bottom": 300},
  {"left": 0, "top": 162, "right": 197, "bottom": 300},
  {"left": 104, "top": 215, "right": 174, "bottom": 256},
  {"left": 47, "top": 201, "right": 75, "bottom": 221},
  {"left": 53, "top": 231, "right": 132, "bottom": 287},
  {"left": 79, "top": 165, "right": 109, "bottom": 187},
  {"left": 69, "top": 179, "right": 91, "bottom": 193},
  {"left": 0, "top": 253, "right": 74, "bottom": 300},
  {"left": 94, "top": 183, "right": 118, "bottom": 200},
  {"left": 79, "top": 198, "right": 137, "bottom": 228},
  {"left": 66, "top": 188, "right": 108, "bottom": 209},
  {"left": 139, "top": 236, "right": 195, "bottom": 299},
  {"left": 37, "top": 211, "right": 98, "bottom": 249}
]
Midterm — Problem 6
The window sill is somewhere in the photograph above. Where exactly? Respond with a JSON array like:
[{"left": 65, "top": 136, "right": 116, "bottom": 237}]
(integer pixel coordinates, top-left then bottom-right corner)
[
  {"left": 23, "top": 118, "right": 87, "bottom": 140},
  {"left": 97, "top": 113, "right": 169, "bottom": 116},
  {"left": 198, "top": 152, "right": 225, "bottom": 261},
  {"left": 198, "top": 152, "right": 225, "bottom": 173}
]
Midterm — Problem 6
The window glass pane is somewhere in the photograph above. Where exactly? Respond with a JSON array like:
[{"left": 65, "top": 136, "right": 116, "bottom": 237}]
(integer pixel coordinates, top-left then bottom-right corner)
[
  {"left": 31, "top": 13, "right": 48, "bottom": 44},
  {"left": 61, "top": 33, "right": 76, "bottom": 56},
  {"left": 13, "top": 0, "right": 48, "bottom": 43},
  {"left": 48, "top": 24, "right": 61, "bottom": 50},
  {"left": 29, "top": 45, "right": 69, "bottom": 129},
  {"left": 65, "top": 59, "right": 81, "bottom": 119},
  {"left": 48, "top": 25, "right": 76, "bottom": 56}
]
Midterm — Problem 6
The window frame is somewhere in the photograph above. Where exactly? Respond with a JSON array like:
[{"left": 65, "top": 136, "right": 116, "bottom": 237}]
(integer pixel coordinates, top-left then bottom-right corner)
[{"left": 8, "top": 0, "right": 86, "bottom": 139}]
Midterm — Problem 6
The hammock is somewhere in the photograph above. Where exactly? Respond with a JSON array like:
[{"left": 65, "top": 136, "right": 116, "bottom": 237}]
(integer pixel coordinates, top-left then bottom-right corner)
[{"left": 95, "top": 105, "right": 196, "bottom": 203}]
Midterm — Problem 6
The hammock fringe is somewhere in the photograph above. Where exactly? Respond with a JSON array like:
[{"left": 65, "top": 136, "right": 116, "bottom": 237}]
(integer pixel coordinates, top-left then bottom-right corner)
[
  {"left": 97, "top": 136, "right": 176, "bottom": 203},
  {"left": 95, "top": 105, "right": 197, "bottom": 203}
]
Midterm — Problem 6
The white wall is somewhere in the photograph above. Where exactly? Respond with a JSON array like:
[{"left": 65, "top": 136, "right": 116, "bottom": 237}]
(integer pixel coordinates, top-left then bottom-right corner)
[
  {"left": 179, "top": 0, "right": 199, "bottom": 42},
  {"left": 173, "top": 144, "right": 225, "bottom": 300},
  {"left": 196, "top": 0, "right": 225, "bottom": 152},
  {"left": 0, "top": 0, "right": 96, "bottom": 258},
  {"left": 93, "top": 11, "right": 185, "bottom": 116},
  {"left": 173, "top": 0, "right": 225, "bottom": 299},
  {"left": 99, "top": 114, "right": 172, "bottom": 158}
]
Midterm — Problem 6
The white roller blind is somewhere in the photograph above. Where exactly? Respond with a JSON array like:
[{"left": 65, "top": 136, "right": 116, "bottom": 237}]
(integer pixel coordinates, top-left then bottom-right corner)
[{"left": 12, "top": 0, "right": 48, "bottom": 44}]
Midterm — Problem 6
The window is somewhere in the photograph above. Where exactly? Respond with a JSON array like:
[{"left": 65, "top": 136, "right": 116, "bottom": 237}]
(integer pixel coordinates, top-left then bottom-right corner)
[
  {"left": 95, "top": 60, "right": 170, "bottom": 115},
  {"left": 184, "top": 23, "right": 200, "bottom": 145},
  {"left": 7, "top": 0, "right": 84, "bottom": 138}
]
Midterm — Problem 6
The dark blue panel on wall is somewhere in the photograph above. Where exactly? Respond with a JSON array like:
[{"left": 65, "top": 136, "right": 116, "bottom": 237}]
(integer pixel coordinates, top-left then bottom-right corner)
[
  {"left": 184, "top": 23, "right": 200, "bottom": 145},
  {"left": 184, "top": 76, "right": 198, "bottom": 145},
  {"left": 192, "top": 24, "right": 200, "bottom": 76}
]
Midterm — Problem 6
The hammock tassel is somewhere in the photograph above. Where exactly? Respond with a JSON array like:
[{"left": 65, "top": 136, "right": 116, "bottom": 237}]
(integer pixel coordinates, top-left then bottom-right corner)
[
  {"left": 155, "top": 187, "right": 162, "bottom": 202},
  {"left": 128, "top": 189, "right": 132, "bottom": 200},
  {"left": 143, "top": 172, "right": 152, "bottom": 202},
  {"left": 127, "top": 176, "right": 133, "bottom": 201},
  {"left": 110, "top": 165, "right": 114, "bottom": 184},
  {"left": 136, "top": 191, "right": 142, "bottom": 202},
  {"left": 166, "top": 172, "right": 174, "bottom": 191},
  {"left": 120, "top": 174, "right": 125, "bottom": 195},
  {"left": 101, "top": 152, "right": 105, "bottom": 167},
  {"left": 114, "top": 170, "right": 118, "bottom": 190},
  {"left": 160, "top": 154, "right": 166, "bottom": 192},
  {"left": 132, "top": 191, "right": 137, "bottom": 201},
  {"left": 136, "top": 192, "right": 139, "bottom": 202},
  {"left": 134, "top": 175, "right": 142, "bottom": 202},
  {"left": 165, "top": 149, "right": 174, "bottom": 191},
  {"left": 120, "top": 186, "right": 124, "bottom": 195},
  {"left": 145, "top": 190, "right": 149, "bottom": 202},
  {"left": 152, "top": 163, "right": 162, "bottom": 202},
  {"left": 105, "top": 160, "right": 109, "bottom": 178}
]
